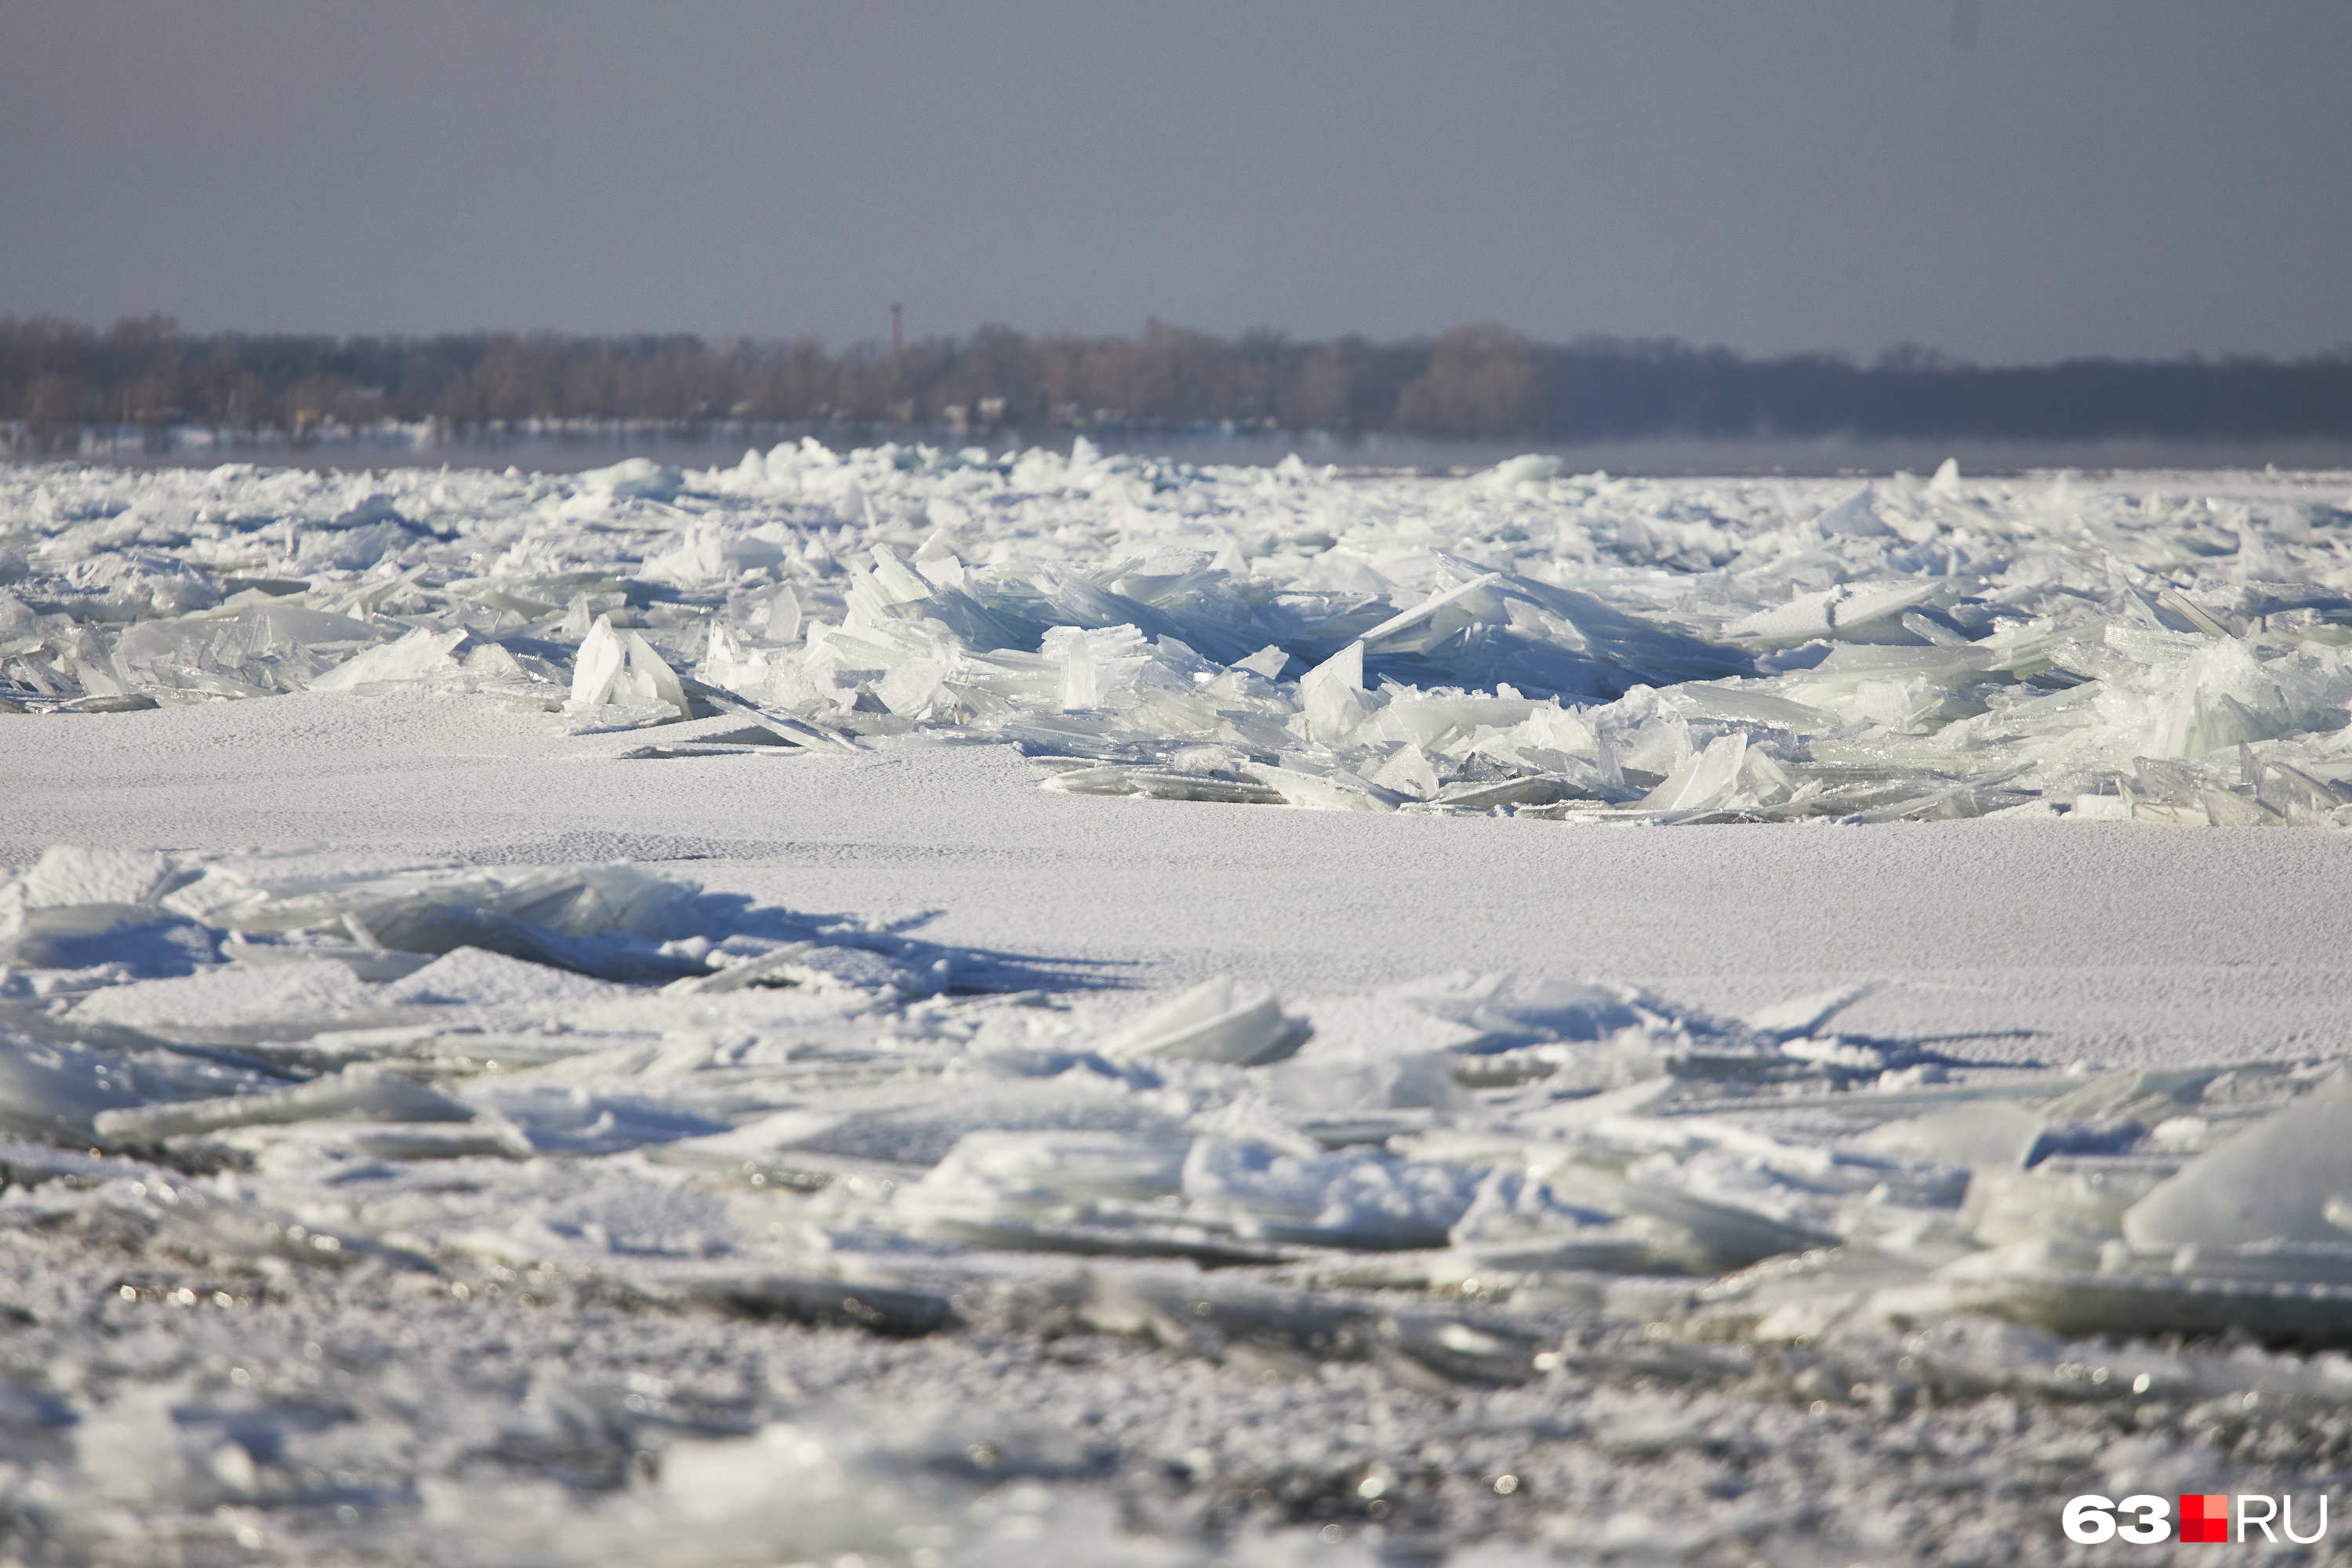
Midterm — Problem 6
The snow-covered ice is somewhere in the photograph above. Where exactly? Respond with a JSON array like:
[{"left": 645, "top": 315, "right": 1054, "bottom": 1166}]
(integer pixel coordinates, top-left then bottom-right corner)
[{"left": 7, "top": 446, "right": 2352, "bottom": 1562}]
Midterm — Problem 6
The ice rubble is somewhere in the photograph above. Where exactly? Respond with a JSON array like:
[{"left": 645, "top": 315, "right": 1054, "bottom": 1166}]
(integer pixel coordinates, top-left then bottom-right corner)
[
  {"left": 11, "top": 840, "right": 2352, "bottom": 1351},
  {"left": 17, "top": 841, "right": 2352, "bottom": 1555},
  {"left": 14, "top": 443, "right": 2352, "bottom": 1553},
  {"left": 5, "top": 445, "right": 2352, "bottom": 825}
]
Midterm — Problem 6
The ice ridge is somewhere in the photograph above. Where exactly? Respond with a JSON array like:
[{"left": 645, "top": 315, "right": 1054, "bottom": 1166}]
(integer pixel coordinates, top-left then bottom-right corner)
[{"left": 5, "top": 447, "right": 2350, "bottom": 826}]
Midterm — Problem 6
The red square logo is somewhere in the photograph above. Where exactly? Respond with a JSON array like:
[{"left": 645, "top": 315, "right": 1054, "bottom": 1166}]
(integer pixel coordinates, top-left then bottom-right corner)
[{"left": 2180, "top": 1494, "right": 2230, "bottom": 1544}]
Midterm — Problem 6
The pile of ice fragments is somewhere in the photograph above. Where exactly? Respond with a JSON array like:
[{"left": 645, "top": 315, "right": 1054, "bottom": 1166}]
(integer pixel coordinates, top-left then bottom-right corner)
[
  {"left": 5, "top": 441, "right": 2352, "bottom": 825},
  {"left": 10, "top": 841, "right": 2352, "bottom": 1350},
  {"left": 13, "top": 843, "right": 2352, "bottom": 1558}
]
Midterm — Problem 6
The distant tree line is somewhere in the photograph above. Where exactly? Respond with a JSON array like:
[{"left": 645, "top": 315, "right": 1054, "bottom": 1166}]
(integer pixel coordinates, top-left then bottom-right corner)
[{"left": 7, "top": 313, "right": 2352, "bottom": 450}]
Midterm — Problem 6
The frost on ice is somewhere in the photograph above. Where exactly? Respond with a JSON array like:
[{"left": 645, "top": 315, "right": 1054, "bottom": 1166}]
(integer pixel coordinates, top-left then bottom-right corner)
[{"left": 4, "top": 444, "right": 2350, "bottom": 824}]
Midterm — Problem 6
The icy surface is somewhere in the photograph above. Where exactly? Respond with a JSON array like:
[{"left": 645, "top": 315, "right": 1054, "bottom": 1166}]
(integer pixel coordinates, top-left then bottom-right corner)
[{"left": 9, "top": 451, "right": 2352, "bottom": 1560}]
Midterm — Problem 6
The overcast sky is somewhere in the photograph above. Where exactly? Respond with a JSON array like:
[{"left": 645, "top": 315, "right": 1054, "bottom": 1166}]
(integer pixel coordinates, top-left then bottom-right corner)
[{"left": 6, "top": 2, "right": 2348, "bottom": 362}]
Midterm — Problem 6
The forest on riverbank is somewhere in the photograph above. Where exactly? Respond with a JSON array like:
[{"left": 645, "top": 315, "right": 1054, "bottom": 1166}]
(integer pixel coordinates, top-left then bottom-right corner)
[{"left": 9, "top": 314, "right": 2352, "bottom": 450}]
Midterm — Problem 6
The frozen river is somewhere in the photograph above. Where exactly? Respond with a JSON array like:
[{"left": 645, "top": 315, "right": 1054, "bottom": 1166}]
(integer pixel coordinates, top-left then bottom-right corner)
[{"left": 5, "top": 445, "right": 2352, "bottom": 1562}]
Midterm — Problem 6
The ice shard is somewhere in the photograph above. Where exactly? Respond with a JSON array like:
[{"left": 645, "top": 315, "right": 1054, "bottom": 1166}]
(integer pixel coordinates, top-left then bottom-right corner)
[
  {"left": 568, "top": 615, "right": 691, "bottom": 720},
  {"left": 1097, "top": 978, "right": 1312, "bottom": 1067},
  {"left": 2123, "top": 1072, "right": 2352, "bottom": 1249}
]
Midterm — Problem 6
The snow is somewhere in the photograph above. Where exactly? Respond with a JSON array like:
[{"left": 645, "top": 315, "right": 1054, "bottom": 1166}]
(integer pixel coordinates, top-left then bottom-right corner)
[{"left": 6, "top": 447, "right": 2352, "bottom": 1560}]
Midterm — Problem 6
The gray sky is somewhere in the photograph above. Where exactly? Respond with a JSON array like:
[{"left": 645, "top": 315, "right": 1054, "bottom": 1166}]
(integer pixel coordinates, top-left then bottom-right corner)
[{"left": 6, "top": 2, "right": 2348, "bottom": 362}]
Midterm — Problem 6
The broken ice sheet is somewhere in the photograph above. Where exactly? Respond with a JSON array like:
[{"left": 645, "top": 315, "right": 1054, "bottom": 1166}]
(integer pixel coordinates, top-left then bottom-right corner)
[
  {"left": 10, "top": 448, "right": 2352, "bottom": 823},
  {"left": 16, "top": 833, "right": 2352, "bottom": 1363},
  {"left": 14, "top": 860, "right": 2352, "bottom": 1558},
  {"left": 157, "top": 855, "right": 715, "bottom": 985}
]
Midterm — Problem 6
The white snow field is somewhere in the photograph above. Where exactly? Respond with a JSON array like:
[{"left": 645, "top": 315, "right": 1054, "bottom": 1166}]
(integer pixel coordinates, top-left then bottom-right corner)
[{"left": 7, "top": 445, "right": 2352, "bottom": 1563}]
